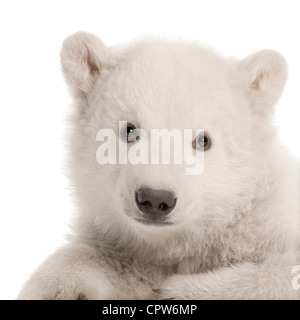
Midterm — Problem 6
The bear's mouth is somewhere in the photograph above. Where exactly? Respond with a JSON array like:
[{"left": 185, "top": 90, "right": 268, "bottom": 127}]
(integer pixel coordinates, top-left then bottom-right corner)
[{"left": 134, "top": 217, "right": 174, "bottom": 226}]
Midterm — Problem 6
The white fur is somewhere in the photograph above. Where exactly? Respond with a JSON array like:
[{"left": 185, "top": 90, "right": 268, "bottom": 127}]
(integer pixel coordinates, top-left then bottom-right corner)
[{"left": 18, "top": 32, "right": 300, "bottom": 300}]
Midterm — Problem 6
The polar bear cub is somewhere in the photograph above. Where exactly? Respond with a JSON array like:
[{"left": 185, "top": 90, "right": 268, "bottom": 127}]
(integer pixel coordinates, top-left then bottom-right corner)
[{"left": 18, "top": 32, "right": 300, "bottom": 299}]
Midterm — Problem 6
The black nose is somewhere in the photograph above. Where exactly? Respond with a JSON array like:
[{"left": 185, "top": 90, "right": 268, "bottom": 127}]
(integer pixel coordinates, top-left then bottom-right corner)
[{"left": 135, "top": 188, "right": 177, "bottom": 216}]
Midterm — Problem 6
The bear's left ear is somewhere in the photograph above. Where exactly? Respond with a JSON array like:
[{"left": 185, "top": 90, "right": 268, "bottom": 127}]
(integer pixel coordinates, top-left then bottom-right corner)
[
  {"left": 239, "top": 50, "right": 288, "bottom": 116},
  {"left": 61, "top": 32, "right": 112, "bottom": 100}
]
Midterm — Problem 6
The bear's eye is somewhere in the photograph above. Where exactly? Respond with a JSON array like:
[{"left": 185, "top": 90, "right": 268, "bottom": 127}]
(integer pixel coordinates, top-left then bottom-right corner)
[
  {"left": 192, "top": 133, "right": 211, "bottom": 151},
  {"left": 121, "top": 124, "right": 139, "bottom": 143}
]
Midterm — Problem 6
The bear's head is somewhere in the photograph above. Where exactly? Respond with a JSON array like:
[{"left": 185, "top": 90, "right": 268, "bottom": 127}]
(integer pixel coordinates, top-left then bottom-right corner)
[{"left": 61, "top": 32, "right": 287, "bottom": 242}]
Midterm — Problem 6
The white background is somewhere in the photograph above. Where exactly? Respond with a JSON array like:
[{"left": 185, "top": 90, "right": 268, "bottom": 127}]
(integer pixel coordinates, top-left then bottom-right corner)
[{"left": 0, "top": 0, "right": 299, "bottom": 300}]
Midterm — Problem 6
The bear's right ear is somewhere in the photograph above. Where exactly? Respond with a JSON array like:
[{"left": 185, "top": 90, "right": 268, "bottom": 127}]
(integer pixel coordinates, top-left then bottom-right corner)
[
  {"left": 61, "top": 32, "right": 110, "bottom": 99},
  {"left": 238, "top": 50, "right": 288, "bottom": 116}
]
